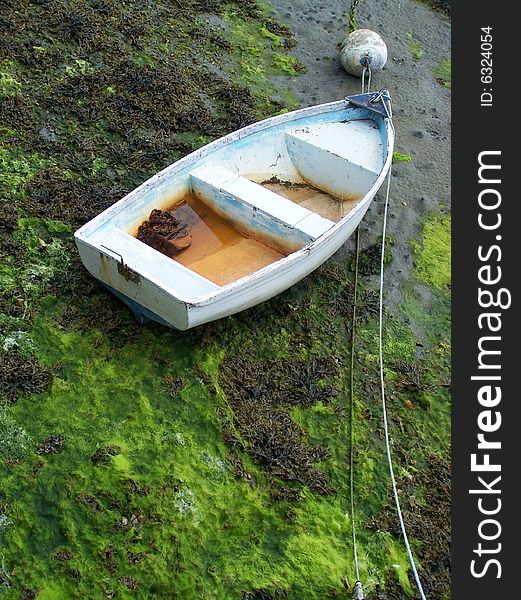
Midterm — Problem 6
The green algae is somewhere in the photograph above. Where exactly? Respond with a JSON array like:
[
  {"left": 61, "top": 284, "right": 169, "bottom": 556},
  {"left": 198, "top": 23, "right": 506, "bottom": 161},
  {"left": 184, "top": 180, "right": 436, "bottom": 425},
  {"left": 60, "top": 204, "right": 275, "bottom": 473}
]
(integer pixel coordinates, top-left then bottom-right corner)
[
  {"left": 0, "top": 255, "right": 451, "bottom": 599},
  {"left": 393, "top": 151, "right": 412, "bottom": 163},
  {"left": 406, "top": 32, "right": 423, "bottom": 60},
  {"left": 0, "top": 217, "right": 72, "bottom": 333},
  {"left": 1, "top": 225, "right": 450, "bottom": 598},
  {"left": 222, "top": 9, "right": 301, "bottom": 110},
  {"left": 0, "top": 149, "right": 51, "bottom": 197},
  {"left": 13, "top": 218, "right": 71, "bottom": 259},
  {"left": 271, "top": 54, "right": 306, "bottom": 76},
  {"left": 0, "top": 409, "right": 31, "bottom": 462},
  {"left": 0, "top": 70, "right": 21, "bottom": 100},
  {"left": 1, "top": 312, "right": 349, "bottom": 597},
  {"left": 411, "top": 213, "right": 451, "bottom": 288},
  {"left": 0, "top": 1, "right": 450, "bottom": 598},
  {"left": 434, "top": 58, "right": 452, "bottom": 88}
]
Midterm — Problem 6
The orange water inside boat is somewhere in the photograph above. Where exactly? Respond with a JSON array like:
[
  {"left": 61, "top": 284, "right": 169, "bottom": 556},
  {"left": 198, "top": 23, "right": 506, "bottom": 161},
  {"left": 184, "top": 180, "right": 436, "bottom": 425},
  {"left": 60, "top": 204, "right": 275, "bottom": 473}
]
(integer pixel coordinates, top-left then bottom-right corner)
[
  {"left": 156, "top": 194, "right": 285, "bottom": 286},
  {"left": 135, "top": 182, "right": 359, "bottom": 286},
  {"left": 261, "top": 181, "right": 360, "bottom": 222}
]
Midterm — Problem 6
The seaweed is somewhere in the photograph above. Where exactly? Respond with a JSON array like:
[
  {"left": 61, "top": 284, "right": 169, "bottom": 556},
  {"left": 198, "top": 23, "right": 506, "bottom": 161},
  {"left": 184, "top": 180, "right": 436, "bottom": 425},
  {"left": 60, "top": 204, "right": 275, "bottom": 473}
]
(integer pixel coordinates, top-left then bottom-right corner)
[
  {"left": 162, "top": 375, "right": 185, "bottom": 398},
  {"left": 0, "top": 0, "right": 450, "bottom": 597},
  {"left": 24, "top": 168, "right": 130, "bottom": 227},
  {"left": 420, "top": 0, "right": 451, "bottom": 16},
  {"left": 35, "top": 433, "right": 64, "bottom": 455},
  {"left": 327, "top": 284, "right": 379, "bottom": 324},
  {"left": 0, "top": 350, "right": 52, "bottom": 404},
  {"left": 219, "top": 354, "right": 338, "bottom": 493},
  {"left": 77, "top": 493, "right": 103, "bottom": 513},
  {"left": 242, "top": 589, "right": 289, "bottom": 600},
  {"left": 120, "top": 575, "right": 139, "bottom": 590},
  {"left": 91, "top": 444, "right": 122, "bottom": 466},
  {"left": 1, "top": 0, "right": 299, "bottom": 246},
  {"left": 359, "top": 245, "right": 383, "bottom": 279},
  {"left": 52, "top": 549, "right": 73, "bottom": 562}
]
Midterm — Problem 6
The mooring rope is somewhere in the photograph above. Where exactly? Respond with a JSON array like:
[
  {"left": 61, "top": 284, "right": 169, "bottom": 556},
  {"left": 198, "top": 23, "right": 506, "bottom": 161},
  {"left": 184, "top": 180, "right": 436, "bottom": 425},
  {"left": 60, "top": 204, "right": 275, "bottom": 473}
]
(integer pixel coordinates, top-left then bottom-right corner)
[
  {"left": 345, "top": 64, "right": 372, "bottom": 600},
  {"left": 348, "top": 226, "right": 361, "bottom": 586},
  {"left": 377, "top": 98, "right": 427, "bottom": 600},
  {"left": 347, "top": 71, "right": 427, "bottom": 599},
  {"left": 361, "top": 64, "right": 372, "bottom": 94}
]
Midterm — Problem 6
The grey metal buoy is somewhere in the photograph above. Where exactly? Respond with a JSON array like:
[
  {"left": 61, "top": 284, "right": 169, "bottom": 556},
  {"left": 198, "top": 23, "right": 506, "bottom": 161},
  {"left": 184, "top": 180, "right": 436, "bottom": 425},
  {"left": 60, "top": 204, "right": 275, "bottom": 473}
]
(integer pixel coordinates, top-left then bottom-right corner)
[{"left": 340, "top": 29, "right": 388, "bottom": 77}]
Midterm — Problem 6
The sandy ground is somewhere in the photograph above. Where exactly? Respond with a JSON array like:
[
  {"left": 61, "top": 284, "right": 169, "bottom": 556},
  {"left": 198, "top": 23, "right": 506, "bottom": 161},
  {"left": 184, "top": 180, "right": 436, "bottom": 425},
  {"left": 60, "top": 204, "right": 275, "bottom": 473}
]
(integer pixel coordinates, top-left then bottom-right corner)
[{"left": 268, "top": 0, "right": 451, "bottom": 310}]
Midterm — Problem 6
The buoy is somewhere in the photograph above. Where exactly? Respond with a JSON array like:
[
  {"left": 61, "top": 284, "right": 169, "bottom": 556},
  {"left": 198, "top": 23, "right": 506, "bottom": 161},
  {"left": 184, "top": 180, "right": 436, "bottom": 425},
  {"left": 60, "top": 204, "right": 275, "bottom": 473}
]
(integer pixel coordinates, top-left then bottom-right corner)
[{"left": 340, "top": 29, "right": 387, "bottom": 77}]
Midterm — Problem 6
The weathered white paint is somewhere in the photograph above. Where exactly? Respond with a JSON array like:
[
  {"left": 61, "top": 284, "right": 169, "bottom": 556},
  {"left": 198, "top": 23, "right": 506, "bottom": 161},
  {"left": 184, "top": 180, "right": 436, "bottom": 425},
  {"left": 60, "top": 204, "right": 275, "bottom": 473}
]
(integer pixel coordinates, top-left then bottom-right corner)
[
  {"left": 75, "top": 98, "right": 394, "bottom": 330},
  {"left": 285, "top": 119, "right": 383, "bottom": 199},
  {"left": 190, "top": 162, "right": 333, "bottom": 254}
]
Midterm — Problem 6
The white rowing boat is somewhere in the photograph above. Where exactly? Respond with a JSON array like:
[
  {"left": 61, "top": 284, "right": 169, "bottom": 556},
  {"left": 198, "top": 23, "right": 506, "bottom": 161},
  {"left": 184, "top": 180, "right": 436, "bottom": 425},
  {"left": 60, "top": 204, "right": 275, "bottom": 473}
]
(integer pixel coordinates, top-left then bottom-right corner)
[{"left": 74, "top": 91, "right": 394, "bottom": 330}]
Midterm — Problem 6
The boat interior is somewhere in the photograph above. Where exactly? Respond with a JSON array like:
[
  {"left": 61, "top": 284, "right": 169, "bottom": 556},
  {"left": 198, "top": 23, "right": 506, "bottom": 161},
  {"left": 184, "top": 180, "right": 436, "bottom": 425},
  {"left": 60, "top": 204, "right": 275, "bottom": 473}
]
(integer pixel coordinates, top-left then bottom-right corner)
[{"left": 94, "top": 111, "right": 388, "bottom": 291}]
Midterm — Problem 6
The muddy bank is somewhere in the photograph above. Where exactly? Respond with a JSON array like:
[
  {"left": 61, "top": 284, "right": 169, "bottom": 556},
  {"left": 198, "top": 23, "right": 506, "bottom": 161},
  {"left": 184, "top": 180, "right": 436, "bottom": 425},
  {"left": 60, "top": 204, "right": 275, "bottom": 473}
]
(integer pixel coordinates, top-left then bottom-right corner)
[{"left": 0, "top": 0, "right": 450, "bottom": 598}]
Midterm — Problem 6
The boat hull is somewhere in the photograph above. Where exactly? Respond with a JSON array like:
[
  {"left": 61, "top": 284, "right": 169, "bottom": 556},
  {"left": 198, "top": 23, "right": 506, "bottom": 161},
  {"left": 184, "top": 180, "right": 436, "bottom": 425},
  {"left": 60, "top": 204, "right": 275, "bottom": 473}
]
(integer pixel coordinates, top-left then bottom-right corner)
[
  {"left": 75, "top": 94, "right": 394, "bottom": 330},
  {"left": 76, "top": 183, "right": 374, "bottom": 330}
]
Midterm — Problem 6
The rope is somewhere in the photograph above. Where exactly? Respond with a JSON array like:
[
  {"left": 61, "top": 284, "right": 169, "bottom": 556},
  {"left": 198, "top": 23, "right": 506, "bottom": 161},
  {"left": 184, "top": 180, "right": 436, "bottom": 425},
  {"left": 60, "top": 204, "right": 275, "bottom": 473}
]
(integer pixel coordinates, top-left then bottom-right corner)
[
  {"left": 347, "top": 78, "right": 427, "bottom": 598},
  {"left": 347, "top": 60, "right": 426, "bottom": 598},
  {"left": 361, "top": 65, "right": 371, "bottom": 94},
  {"left": 345, "top": 63, "right": 374, "bottom": 600},
  {"left": 377, "top": 99, "right": 427, "bottom": 600},
  {"left": 348, "top": 226, "right": 361, "bottom": 584}
]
